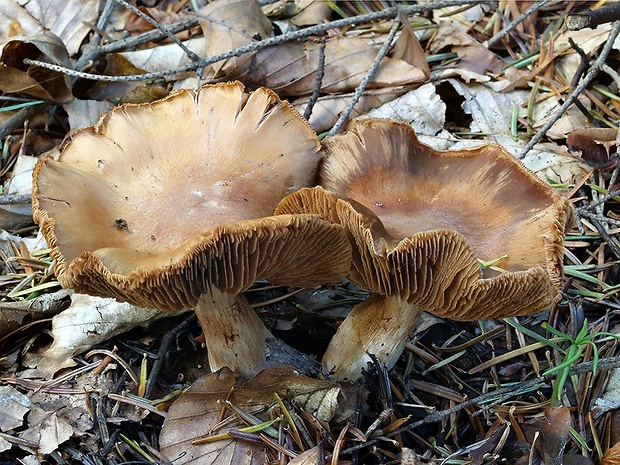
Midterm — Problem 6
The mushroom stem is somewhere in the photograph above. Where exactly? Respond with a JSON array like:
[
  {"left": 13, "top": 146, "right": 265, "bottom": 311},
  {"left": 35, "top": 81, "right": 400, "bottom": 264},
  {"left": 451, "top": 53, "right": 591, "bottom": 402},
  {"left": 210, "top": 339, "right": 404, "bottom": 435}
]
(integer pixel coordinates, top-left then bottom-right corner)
[
  {"left": 195, "top": 289, "right": 268, "bottom": 380},
  {"left": 322, "top": 294, "right": 423, "bottom": 381}
]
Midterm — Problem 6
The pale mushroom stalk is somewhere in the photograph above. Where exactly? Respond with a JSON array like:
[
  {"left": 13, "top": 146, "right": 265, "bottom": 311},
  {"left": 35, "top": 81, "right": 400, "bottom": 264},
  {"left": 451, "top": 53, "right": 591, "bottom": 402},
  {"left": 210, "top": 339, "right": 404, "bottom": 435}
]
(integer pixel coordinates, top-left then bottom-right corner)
[
  {"left": 322, "top": 294, "right": 422, "bottom": 381},
  {"left": 195, "top": 290, "right": 268, "bottom": 376}
]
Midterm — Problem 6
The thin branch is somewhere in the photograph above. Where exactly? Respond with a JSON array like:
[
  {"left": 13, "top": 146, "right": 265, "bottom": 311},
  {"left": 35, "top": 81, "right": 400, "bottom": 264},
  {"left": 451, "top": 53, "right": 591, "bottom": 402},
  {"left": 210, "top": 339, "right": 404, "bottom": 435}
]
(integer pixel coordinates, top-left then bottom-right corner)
[
  {"left": 566, "top": 3, "right": 620, "bottom": 31},
  {"left": 519, "top": 21, "right": 620, "bottom": 158},
  {"left": 0, "top": 195, "right": 31, "bottom": 205},
  {"left": 99, "top": 17, "right": 199, "bottom": 55},
  {"left": 0, "top": 105, "right": 47, "bottom": 140},
  {"left": 577, "top": 209, "right": 620, "bottom": 229},
  {"left": 486, "top": 0, "right": 550, "bottom": 48},
  {"left": 23, "top": 0, "right": 490, "bottom": 83},
  {"left": 111, "top": 0, "right": 201, "bottom": 63},
  {"left": 327, "top": 15, "right": 402, "bottom": 137},
  {"left": 303, "top": 38, "right": 326, "bottom": 122}
]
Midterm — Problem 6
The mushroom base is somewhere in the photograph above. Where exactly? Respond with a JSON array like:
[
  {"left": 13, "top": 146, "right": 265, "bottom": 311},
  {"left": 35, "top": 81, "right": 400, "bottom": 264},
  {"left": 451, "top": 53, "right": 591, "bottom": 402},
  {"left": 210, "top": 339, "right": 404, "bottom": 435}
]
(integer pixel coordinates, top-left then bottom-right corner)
[
  {"left": 195, "top": 289, "right": 268, "bottom": 380},
  {"left": 322, "top": 294, "right": 423, "bottom": 381}
]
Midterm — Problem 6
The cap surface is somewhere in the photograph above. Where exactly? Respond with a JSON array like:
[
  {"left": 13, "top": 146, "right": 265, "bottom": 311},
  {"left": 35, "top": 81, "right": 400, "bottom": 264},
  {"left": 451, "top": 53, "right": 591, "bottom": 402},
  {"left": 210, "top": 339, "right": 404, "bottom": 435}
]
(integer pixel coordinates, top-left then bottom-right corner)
[
  {"left": 33, "top": 82, "right": 350, "bottom": 310},
  {"left": 277, "top": 119, "right": 572, "bottom": 320}
]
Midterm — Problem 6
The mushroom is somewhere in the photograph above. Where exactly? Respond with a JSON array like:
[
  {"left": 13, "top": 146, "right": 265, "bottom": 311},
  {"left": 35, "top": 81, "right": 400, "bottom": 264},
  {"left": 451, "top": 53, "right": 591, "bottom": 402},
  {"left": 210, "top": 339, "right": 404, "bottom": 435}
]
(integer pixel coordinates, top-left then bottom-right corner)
[
  {"left": 276, "top": 118, "right": 572, "bottom": 381},
  {"left": 33, "top": 81, "right": 351, "bottom": 380}
]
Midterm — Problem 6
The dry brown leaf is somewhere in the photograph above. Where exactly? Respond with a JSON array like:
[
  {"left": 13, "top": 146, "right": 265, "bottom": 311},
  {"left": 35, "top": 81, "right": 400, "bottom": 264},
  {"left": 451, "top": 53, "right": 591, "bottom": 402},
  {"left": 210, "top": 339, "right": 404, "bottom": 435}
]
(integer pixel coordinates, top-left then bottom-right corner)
[
  {"left": 160, "top": 367, "right": 356, "bottom": 465},
  {"left": 288, "top": 445, "right": 323, "bottom": 465},
  {"left": 522, "top": 406, "right": 571, "bottom": 465},
  {"left": 159, "top": 368, "right": 266, "bottom": 465},
  {"left": 244, "top": 37, "right": 427, "bottom": 97},
  {"left": 390, "top": 16, "right": 430, "bottom": 78},
  {"left": 429, "top": 21, "right": 504, "bottom": 75},
  {"left": 567, "top": 127, "right": 618, "bottom": 168},
  {"left": 0, "top": 33, "right": 72, "bottom": 102},
  {"left": 85, "top": 54, "right": 169, "bottom": 104},
  {"left": 197, "top": 0, "right": 272, "bottom": 78}
]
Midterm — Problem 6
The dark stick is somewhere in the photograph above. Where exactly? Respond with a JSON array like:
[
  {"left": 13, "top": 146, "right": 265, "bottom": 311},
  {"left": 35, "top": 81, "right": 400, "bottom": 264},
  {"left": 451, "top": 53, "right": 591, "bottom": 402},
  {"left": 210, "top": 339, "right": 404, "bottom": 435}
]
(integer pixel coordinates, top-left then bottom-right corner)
[
  {"left": 566, "top": 3, "right": 620, "bottom": 31},
  {"left": 303, "top": 39, "right": 327, "bottom": 122}
]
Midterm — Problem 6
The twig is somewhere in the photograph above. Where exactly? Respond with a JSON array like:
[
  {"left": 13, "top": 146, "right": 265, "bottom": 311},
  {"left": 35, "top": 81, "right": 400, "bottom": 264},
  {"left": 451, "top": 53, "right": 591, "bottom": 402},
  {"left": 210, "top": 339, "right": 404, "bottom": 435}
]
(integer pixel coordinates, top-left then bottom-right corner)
[
  {"left": 519, "top": 21, "right": 620, "bottom": 158},
  {"left": 0, "top": 105, "right": 46, "bottom": 140},
  {"left": 486, "top": 0, "right": 550, "bottom": 48},
  {"left": 73, "top": 0, "right": 116, "bottom": 76},
  {"left": 145, "top": 313, "right": 196, "bottom": 399},
  {"left": 577, "top": 209, "right": 620, "bottom": 229},
  {"left": 566, "top": 3, "right": 620, "bottom": 31},
  {"left": 0, "top": 194, "right": 31, "bottom": 205},
  {"left": 111, "top": 0, "right": 201, "bottom": 63},
  {"left": 327, "top": 15, "right": 402, "bottom": 137},
  {"left": 590, "top": 217, "right": 620, "bottom": 259},
  {"left": 23, "top": 0, "right": 490, "bottom": 82},
  {"left": 99, "top": 17, "right": 199, "bottom": 55},
  {"left": 303, "top": 38, "right": 327, "bottom": 122}
]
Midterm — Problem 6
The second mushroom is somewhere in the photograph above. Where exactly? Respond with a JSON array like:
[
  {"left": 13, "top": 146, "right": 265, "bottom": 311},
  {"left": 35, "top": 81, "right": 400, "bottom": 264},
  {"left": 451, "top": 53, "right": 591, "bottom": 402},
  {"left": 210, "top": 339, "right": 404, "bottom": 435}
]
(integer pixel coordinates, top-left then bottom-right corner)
[
  {"left": 33, "top": 82, "right": 351, "bottom": 380},
  {"left": 277, "top": 118, "right": 572, "bottom": 381}
]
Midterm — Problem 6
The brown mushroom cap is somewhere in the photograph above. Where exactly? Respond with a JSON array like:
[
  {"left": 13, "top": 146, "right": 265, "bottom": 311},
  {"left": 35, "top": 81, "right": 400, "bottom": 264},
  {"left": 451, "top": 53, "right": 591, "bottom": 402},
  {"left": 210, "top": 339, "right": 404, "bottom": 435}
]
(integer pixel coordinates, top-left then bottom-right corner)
[
  {"left": 34, "top": 81, "right": 350, "bottom": 308},
  {"left": 277, "top": 118, "right": 572, "bottom": 320},
  {"left": 33, "top": 82, "right": 352, "bottom": 379}
]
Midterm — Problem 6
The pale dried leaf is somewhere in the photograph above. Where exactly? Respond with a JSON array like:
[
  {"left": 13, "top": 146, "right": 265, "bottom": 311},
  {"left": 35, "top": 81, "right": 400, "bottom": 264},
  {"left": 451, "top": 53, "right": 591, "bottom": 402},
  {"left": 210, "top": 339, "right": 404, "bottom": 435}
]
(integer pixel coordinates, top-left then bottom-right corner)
[
  {"left": 0, "top": 2, "right": 41, "bottom": 41},
  {"left": 0, "top": 155, "right": 36, "bottom": 230},
  {"left": 556, "top": 23, "right": 620, "bottom": 81},
  {"left": 294, "top": 88, "right": 410, "bottom": 133},
  {"left": 19, "top": 406, "right": 73, "bottom": 455},
  {"left": 0, "top": 386, "right": 32, "bottom": 431},
  {"left": 363, "top": 82, "right": 445, "bottom": 135},
  {"left": 197, "top": 0, "right": 272, "bottom": 78},
  {"left": 64, "top": 99, "right": 114, "bottom": 132},
  {"left": 444, "top": 79, "right": 528, "bottom": 136},
  {"left": 16, "top": 0, "right": 99, "bottom": 56},
  {"left": 35, "top": 294, "right": 172, "bottom": 377},
  {"left": 417, "top": 133, "right": 589, "bottom": 184},
  {"left": 0, "top": 436, "right": 11, "bottom": 453},
  {"left": 596, "top": 357, "right": 620, "bottom": 410},
  {"left": 531, "top": 94, "right": 592, "bottom": 139},
  {"left": 5, "top": 155, "right": 37, "bottom": 195},
  {"left": 119, "top": 37, "right": 208, "bottom": 75}
]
